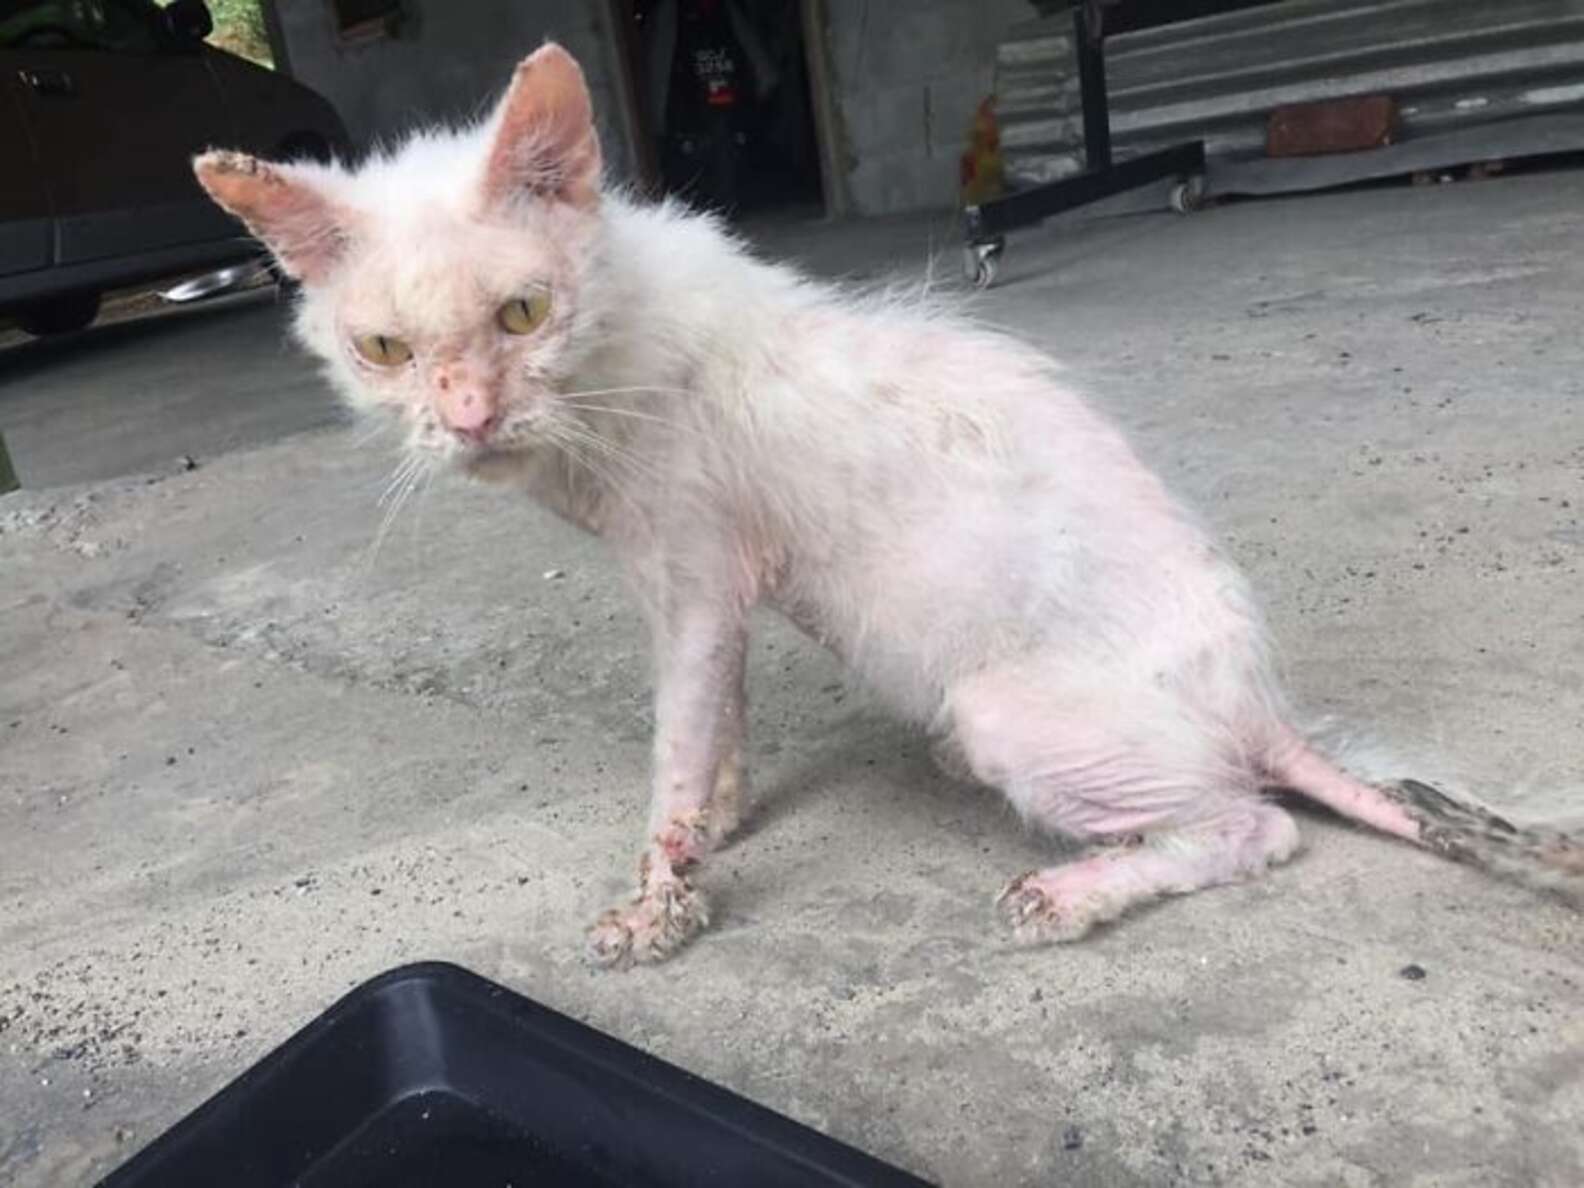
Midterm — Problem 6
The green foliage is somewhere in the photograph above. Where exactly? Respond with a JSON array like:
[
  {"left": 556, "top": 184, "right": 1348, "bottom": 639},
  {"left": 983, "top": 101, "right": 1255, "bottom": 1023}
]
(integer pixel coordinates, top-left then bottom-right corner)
[{"left": 205, "top": 0, "right": 273, "bottom": 67}]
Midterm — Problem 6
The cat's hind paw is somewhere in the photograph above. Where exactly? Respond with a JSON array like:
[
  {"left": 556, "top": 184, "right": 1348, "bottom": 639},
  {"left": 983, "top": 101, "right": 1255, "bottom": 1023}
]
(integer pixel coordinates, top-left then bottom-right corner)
[{"left": 995, "top": 870, "right": 1107, "bottom": 946}]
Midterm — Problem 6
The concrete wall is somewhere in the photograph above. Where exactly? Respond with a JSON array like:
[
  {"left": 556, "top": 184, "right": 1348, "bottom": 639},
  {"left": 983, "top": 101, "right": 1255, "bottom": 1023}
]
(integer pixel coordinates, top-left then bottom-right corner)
[
  {"left": 823, "top": 0, "right": 1027, "bottom": 215},
  {"left": 269, "top": 0, "right": 633, "bottom": 180},
  {"left": 268, "top": 0, "right": 1028, "bottom": 218}
]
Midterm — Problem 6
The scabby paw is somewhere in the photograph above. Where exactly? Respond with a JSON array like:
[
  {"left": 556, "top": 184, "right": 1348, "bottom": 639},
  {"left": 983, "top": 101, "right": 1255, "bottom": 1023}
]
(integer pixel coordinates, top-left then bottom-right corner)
[
  {"left": 588, "top": 869, "right": 710, "bottom": 968},
  {"left": 994, "top": 871, "right": 1103, "bottom": 946}
]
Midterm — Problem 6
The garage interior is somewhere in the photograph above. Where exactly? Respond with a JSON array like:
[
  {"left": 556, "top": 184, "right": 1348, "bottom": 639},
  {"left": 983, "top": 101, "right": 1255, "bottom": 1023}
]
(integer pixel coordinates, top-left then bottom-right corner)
[
  {"left": 620, "top": 0, "right": 827, "bottom": 218},
  {"left": 3, "top": 2, "right": 1583, "bottom": 1186}
]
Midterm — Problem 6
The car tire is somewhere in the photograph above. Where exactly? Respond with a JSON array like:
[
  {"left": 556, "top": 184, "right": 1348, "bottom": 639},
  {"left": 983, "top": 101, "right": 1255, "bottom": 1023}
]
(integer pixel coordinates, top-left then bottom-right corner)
[{"left": 17, "top": 291, "right": 101, "bottom": 336}]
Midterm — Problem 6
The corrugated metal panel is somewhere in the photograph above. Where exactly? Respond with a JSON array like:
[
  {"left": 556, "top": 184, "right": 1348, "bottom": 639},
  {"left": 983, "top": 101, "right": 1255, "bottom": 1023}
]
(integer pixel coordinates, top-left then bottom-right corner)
[{"left": 996, "top": 0, "right": 1584, "bottom": 187}]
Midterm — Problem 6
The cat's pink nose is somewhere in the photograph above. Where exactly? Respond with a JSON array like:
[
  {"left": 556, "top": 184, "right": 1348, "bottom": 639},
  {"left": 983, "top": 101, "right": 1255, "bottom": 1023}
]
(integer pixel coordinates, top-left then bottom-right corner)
[{"left": 437, "top": 385, "right": 500, "bottom": 443}]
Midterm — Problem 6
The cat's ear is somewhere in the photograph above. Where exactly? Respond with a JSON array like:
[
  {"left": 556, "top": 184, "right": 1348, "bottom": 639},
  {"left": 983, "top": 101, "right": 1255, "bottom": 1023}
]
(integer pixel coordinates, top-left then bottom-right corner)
[
  {"left": 481, "top": 43, "right": 602, "bottom": 212},
  {"left": 193, "top": 151, "right": 350, "bottom": 283}
]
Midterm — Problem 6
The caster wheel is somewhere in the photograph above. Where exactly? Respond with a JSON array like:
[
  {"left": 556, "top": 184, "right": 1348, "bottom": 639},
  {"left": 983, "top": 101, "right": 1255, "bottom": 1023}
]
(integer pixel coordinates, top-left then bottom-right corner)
[
  {"left": 970, "top": 253, "right": 998, "bottom": 289},
  {"left": 963, "top": 239, "right": 1004, "bottom": 289},
  {"left": 1169, "top": 174, "right": 1207, "bottom": 215}
]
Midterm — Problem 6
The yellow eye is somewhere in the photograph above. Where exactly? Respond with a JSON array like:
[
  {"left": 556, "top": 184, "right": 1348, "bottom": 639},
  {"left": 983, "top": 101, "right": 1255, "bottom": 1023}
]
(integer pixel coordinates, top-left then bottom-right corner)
[
  {"left": 352, "top": 334, "right": 413, "bottom": 367},
  {"left": 498, "top": 291, "right": 551, "bottom": 335}
]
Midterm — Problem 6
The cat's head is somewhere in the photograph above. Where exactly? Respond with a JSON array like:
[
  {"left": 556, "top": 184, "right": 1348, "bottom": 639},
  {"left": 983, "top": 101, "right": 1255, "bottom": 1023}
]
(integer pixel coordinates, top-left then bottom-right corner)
[{"left": 193, "top": 44, "right": 603, "bottom": 464}]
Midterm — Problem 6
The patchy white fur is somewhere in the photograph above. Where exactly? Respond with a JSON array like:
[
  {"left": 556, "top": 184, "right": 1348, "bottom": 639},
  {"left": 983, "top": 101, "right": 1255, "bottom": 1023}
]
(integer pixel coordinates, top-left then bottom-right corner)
[{"left": 196, "top": 44, "right": 1578, "bottom": 963}]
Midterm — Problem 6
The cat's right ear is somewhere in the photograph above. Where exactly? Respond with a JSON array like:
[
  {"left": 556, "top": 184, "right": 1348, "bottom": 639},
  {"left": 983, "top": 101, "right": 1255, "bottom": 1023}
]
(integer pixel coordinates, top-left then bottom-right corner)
[
  {"left": 193, "top": 151, "right": 349, "bottom": 283},
  {"left": 481, "top": 43, "right": 602, "bottom": 212}
]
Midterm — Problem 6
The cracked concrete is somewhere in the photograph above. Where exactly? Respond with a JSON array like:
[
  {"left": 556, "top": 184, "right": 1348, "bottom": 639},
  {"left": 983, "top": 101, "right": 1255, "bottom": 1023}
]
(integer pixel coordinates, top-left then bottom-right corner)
[{"left": 3, "top": 171, "right": 1583, "bottom": 1186}]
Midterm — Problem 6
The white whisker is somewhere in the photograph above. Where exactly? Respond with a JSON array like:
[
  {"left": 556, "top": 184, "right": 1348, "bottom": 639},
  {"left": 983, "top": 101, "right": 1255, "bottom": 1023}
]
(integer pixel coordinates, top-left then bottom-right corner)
[
  {"left": 560, "top": 402, "right": 708, "bottom": 441},
  {"left": 378, "top": 454, "right": 423, "bottom": 507},
  {"left": 553, "top": 420, "right": 662, "bottom": 485},
  {"left": 559, "top": 384, "right": 697, "bottom": 401},
  {"left": 560, "top": 402, "right": 674, "bottom": 425},
  {"left": 352, "top": 419, "right": 394, "bottom": 448},
  {"left": 412, "top": 463, "right": 438, "bottom": 555},
  {"left": 545, "top": 426, "right": 648, "bottom": 524},
  {"left": 360, "top": 453, "right": 429, "bottom": 580}
]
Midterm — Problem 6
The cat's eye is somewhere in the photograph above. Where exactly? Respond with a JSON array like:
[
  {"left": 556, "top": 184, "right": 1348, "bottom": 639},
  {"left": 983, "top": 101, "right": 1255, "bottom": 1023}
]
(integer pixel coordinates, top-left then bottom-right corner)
[
  {"left": 352, "top": 334, "right": 413, "bottom": 367},
  {"left": 498, "top": 291, "right": 551, "bottom": 335}
]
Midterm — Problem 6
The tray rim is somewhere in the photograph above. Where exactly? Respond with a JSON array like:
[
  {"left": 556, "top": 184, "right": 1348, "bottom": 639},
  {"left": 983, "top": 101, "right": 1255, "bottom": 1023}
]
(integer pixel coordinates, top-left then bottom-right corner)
[{"left": 97, "top": 959, "right": 935, "bottom": 1188}]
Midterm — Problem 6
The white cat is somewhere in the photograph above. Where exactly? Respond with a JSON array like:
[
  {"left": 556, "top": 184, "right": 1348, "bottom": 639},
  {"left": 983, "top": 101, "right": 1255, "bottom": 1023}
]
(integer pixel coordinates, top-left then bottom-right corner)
[{"left": 195, "top": 44, "right": 1579, "bottom": 966}]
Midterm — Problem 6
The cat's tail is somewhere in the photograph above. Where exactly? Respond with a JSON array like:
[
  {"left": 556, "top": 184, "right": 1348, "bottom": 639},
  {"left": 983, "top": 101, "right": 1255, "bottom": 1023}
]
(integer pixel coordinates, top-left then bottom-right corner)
[{"left": 1264, "top": 726, "right": 1584, "bottom": 908}]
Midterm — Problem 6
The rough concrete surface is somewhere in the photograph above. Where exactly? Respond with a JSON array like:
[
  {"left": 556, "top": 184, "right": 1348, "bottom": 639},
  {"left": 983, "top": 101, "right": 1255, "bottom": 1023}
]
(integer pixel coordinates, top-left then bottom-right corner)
[{"left": 3, "top": 172, "right": 1583, "bottom": 1187}]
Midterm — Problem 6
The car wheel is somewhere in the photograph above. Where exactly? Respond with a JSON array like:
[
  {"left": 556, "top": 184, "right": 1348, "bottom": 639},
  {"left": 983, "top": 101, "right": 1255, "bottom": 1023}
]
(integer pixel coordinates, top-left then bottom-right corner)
[{"left": 17, "top": 291, "right": 101, "bottom": 336}]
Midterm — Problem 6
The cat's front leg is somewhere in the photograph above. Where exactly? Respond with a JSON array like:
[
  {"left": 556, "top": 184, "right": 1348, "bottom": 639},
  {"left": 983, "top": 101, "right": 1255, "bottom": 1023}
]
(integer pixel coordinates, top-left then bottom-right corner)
[
  {"left": 702, "top": 639, "right": 747, "bottom": 846},
  {"left": 589, "top": 603, "right": 747, "bottom": 967}
]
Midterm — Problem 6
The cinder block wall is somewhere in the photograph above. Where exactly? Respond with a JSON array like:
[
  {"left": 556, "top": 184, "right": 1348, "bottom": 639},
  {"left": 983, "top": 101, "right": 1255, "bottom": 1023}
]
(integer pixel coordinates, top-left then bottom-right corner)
[{"left": 824, "top": 0, "right": 1026, "bottom": 215}]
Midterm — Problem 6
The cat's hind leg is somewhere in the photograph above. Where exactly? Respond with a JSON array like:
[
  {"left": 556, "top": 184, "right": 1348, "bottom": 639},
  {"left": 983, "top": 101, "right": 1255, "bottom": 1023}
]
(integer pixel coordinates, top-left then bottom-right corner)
[
  {"left": 995, "top": 804, "right": 1299, "bottom": 943},
  {"left": 948, "top": 668, "right": 1297, "bottom": 943}
]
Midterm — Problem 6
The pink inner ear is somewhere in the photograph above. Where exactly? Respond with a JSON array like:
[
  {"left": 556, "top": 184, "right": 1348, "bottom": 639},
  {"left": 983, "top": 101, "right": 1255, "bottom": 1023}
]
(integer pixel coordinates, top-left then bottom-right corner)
[
  {"left": 193, "top": 151, "right": 349, "bottom": 283},
  {"left": 482, "top": 44, "right": 602, "bottom": 212}
]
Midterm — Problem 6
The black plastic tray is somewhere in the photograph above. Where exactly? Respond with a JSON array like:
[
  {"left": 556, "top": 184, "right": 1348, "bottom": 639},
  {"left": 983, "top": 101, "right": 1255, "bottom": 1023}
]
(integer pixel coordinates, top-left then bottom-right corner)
[{"left": 99, "top": 961, "right": 931, "bottom": 1187}]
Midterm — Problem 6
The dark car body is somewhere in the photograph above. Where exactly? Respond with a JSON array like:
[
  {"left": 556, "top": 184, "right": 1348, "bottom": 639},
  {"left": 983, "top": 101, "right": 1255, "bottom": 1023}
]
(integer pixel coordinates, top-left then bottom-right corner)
[{"left": 0, "top": 0, "right": 347, "bottom": 331}]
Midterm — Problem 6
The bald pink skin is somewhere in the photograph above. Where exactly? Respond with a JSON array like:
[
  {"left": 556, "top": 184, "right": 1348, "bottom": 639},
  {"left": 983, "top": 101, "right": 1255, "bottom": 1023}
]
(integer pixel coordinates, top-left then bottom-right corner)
[
  {"left": 195, "top": 44, "right": 1426, "bottom": 966},
  {"left": 431, "top": 359, "right": 501, "bottom": 440}
]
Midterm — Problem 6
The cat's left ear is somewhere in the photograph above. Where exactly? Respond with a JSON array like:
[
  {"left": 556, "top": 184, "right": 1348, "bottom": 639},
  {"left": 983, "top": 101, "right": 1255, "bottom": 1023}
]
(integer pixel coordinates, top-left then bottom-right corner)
[
  {"left": 193, "top": 151, "right": 350, "bottom": 283},
  {"left": 481, "top": 42, "right": 602, "bottom": 212}
]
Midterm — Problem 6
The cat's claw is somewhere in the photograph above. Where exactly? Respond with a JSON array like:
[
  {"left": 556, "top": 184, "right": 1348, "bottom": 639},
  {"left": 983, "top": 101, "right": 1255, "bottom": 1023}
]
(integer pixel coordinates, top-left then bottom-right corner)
[
  {"left": 995, "top": 872, "right": 1100, "bottom": 945},
  {"left": 588, "top": 874, "right": 709, "bottom": 968}
]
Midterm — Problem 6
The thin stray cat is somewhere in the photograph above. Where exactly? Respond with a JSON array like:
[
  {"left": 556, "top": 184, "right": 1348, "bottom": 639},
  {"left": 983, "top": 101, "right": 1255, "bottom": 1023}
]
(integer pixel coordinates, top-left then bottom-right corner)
[{"left": 194, "top": 44, "right": 1581, "bottom": 967}]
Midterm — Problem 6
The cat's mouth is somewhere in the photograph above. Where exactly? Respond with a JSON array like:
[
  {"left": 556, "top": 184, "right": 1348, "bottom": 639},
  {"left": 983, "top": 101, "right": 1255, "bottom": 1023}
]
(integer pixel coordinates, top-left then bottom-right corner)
[
  {"left": 454, "top": 436, "right": 525, "bottom": 466},
  {"left": 480, "top": 417, "right": 545, "bottom": 454},
  {"left": 456, "top": 439, "right": 531, "bottom": 485},
  {"left": 445, "top": 416, "right": 547, "bottom": 466},
  {"left": 419, "top": 403, "right": 565, "bottom": 465}
]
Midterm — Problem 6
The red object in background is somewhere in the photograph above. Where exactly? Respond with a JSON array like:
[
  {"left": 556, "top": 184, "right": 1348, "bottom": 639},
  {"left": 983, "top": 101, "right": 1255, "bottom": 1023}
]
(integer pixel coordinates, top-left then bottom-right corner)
[
  {"left": 1267, "top": 95, "right": 1399, "bottom": 157},
  {"left": 679, "top": 0, "right": 740, "bottom": 109},
  {"left": 960, "top": 97, "right": 1005, "bottom": 205},
  {"left": 698, "top": 46, "right": 738, "bottom": 107}
]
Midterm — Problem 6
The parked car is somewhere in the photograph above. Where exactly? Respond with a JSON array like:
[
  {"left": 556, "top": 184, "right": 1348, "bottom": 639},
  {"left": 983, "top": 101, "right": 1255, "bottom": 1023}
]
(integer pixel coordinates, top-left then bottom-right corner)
[{"left": 0, "top": 0, "right": 348, "bottom": 335}]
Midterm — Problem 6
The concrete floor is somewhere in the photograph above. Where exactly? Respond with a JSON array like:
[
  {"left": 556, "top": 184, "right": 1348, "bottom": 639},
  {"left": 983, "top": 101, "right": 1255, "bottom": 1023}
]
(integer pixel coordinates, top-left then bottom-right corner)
[
  {"left": 0, "top": 288, "right": 343, "bottom": 490},
  {"left": 3, "top": 172, "right": 1583, "bottom": 1187}
]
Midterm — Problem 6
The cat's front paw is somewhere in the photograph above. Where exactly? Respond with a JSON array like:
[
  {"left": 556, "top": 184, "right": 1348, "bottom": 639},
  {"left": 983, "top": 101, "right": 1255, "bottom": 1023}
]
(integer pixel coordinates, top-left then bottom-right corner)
[
  {"left": 588, "top": 867, "right": 710, "bottom": 968},
  {"left": 655, "top": 811, "right": 712, "bottom": 868}
]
